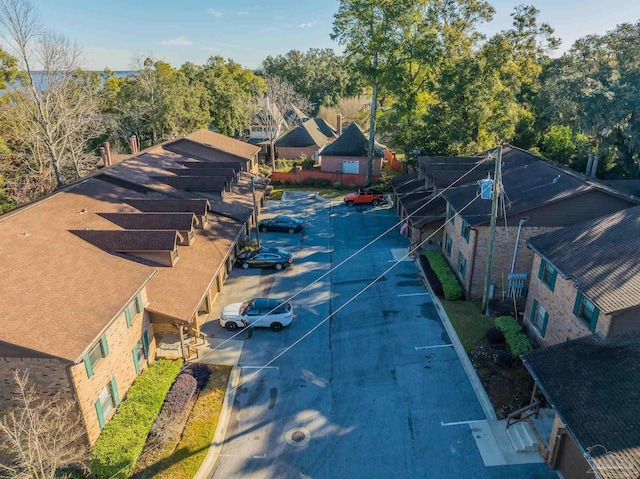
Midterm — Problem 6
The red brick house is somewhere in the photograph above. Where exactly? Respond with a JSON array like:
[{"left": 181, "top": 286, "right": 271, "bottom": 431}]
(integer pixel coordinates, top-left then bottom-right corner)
[
  {"left": 318, "top": 122, "right": 385, "bottom": 178},
  {"left": 523, "top": 206, "right": 640, "bottom": 346},
  {"left": 0, "top": 132, "right": 268, "bottom": 445},
  {"left": 439, "top": 146, "right": 638, "bottom": 300},
  {"left": 274, "top": 118, "right": 333, "bottom": 160}
]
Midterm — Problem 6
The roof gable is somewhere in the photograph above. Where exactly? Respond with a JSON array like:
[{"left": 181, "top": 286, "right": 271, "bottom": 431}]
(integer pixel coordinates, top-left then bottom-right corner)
[
  {"left": 319, "top": 122, "right": 385, "bottom": 157},
  {"left": 306, "top": 117, "right": 337, "bottom": 138},
  {"left": 275, "top": 120, "right": 330, "bottom": 148},
  {"left": 72, "top": 230, "right": 180, "bottom": 252},
  {"left": 124, "top": 198, "right": 210, "bottom": 216},
  {"left": 99, "top": 212, "right": 197, "bottom": 231}
]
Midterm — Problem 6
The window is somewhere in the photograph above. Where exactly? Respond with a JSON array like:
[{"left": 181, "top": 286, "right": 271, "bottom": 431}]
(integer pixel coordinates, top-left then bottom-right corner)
[
  {"left": 458, "top": 252, "right": 467, "bottom": 278},
  {"left": 84, "top": 335, "right": 109, "bottom": 378},
  {"left": 94, "top": 378, "right": 119, "bottom": 430},
  {"left": 461, "top": 221, "right": 470, "bottom": 243},
  {"left": 445, "top": 234, "right": 453, "bottom": 256},
  {"left": 574, "top": 292, "right": 599, "bottom": 332},
  {"left": 171, "top": 249, "right": 179, "bottom": 260},
  {"left": 132, "top": 339, "right": 146, "bottom": 374},
  {"left": 124, "top": 294, "right": 143, "bottom": 327},
  {"left": 530, "top": 299, "right": 549, "bottom": 336},
  {"left": 447, "top": 204, "right": 456, "bottom": 225},
  {"left": 538, "top": 259, "right": 557, "bottom": 291}
]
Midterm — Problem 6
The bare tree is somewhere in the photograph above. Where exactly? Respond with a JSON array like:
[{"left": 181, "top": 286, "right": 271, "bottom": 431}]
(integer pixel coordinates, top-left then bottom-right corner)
[
  {"left": 0, "top": 370, "right": 88, "bottom": 479},
  {"left": 252, "top": 76, "right": 310, "bottom": 170},
  {"left": 318, "top": 96, "right": 371, "bottom": 129},
  {"left": 0, "top": 0, "right": 103, "bottom": 190}
]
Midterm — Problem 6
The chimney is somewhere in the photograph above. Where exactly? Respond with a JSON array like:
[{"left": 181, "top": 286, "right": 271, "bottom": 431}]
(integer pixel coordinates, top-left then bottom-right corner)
[
  {"left": 586, "top": 153, "right": 594, "bottom": 175},
  {"left": 130, "top": 135, "right": 138, "bottom": 155},
  {"left": 103, "top": 142, "right": 112, "bottom": 167},
  {"left": 336, "top": 114, "right": 343, "bottom": 136},
  {"left": 590, "top": 155, "right": 599, "bottom": 178}
]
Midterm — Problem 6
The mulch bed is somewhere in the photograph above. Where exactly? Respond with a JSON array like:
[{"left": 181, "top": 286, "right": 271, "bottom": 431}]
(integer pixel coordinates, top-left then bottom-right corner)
[
  {"left": 418, "top": 254, "right": 444, "bottom": 296},
  {"left": 469, "top": 342, "right": 535, "bottom": 419}
]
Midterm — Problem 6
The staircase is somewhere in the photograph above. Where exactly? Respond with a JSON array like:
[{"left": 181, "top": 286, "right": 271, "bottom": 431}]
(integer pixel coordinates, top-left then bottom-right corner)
[{"left": 506, "top": 421, "right": 538, "bottom": 453}]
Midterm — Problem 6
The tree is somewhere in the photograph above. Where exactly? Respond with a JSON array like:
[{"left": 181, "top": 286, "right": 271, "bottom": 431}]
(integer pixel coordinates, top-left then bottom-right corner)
[
  {"left": 540, "top": 124, "right": 590, "bottom": 165},
  {"left": 0, "top": 370, "right": 87, "bottom": 479},
  {"left": 252, "top": 76, "right": 310, "bottom": 170},
  {"left": 0, "top": 0, "right": 104, "bottom": 189},
  {"left": 261, "top": 49, "right": 360, "bottom": 107},
  {"left": 318, "top": 96, "right": 370, "bottom": 129},
  {"left": 0, "top": 173, "right": 14, "bottom": 213}
]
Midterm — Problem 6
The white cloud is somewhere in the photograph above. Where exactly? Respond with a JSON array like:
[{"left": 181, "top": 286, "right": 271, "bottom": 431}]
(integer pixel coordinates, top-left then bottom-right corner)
[
  {"left": 159, "top": 36, "right": 192, "bottom": 46},
  {"left": 297, "top": 21, "right": 316, "bottom": 28},
  {"left": 207, "top": 8, "right": 224, "bottom": 17},
  {"left": 235, "top": 10, "right": 250, "bottom": 15}
]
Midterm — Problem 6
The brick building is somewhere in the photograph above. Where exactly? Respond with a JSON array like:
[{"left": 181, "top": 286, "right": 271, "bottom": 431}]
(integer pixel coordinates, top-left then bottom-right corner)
[
  {"left": 0, "top": 130, "right": 268, "bottom": 445},
  {"left": 274, "top": 118, "right": 333, "bottom": 160},
  {"left": 439, "top": 146, "right": 638, "bottom": 300},
  {"left": 523, "top": 206, "right": 640, "bottom": 346},
  {"left": 318, "top": 122, "right": 385, "bottom": 178}
]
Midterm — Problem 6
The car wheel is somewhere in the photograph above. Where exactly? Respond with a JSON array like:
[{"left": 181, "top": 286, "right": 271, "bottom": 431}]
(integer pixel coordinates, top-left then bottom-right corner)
[
  {"left": 270, "top": 322, "right": 283, "bottom": 332},
  {"left": 260, "top": 226, "right": 268, "bottom": 232},
  {"left": 372, "top": 199, "right": 380, "bottom": 206},
  {"left": 288, "top": 228, "right": 295, "bottom": 234},
  {"left": 225, "top": 322, "right": 239, "bottom": 332},
  {"left": 346, "top": 200, "right": 354, "bottom": 207},
  {"left": 275, "top": 263, "right": 284, "bottom": 271},
  {"left": 242, "top": 262, "right": 250, "bottom": 269}
]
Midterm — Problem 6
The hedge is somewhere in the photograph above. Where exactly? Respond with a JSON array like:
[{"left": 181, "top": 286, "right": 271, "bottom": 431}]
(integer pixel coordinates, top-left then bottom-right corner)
[
  {"left": 90, "top": 359, "right": 183, "bottom": 479},
  {"left": 495, "top": 316, "right": 533, "bottom": 357},
  {"left": 424, "top": 250, "right": 464, "bottom": 300}
]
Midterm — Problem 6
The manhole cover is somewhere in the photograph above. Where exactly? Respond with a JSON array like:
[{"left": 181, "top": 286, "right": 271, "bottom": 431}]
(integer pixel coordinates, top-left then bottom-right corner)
[{"left": 285, "top": 427, "right": 311, "bottom": 446}]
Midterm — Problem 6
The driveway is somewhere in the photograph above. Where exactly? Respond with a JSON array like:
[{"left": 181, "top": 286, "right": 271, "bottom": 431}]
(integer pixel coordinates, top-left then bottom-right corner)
[{"left": 207, "top": 192, "right": 556, "bottom": 478}]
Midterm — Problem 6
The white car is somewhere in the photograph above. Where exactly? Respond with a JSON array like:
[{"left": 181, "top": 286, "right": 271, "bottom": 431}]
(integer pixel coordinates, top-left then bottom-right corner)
[{"left": 220, "top": 298, "right": 293, "bottom": 332}]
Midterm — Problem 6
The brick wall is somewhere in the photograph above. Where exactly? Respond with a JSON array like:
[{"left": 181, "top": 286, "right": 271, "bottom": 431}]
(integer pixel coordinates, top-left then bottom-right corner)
[
  {"left": 270, "top": 170, "right": 379, "bottom": 187},
  {"left": 523, "top": 254, "right": 611, "bottom": 347},
  {"left": 442, "top": 219, "right": 477, "bottom": 296},
  {"left": 319, "top": 155, "right": 382, "bottom": 175},
  {"left": 276, "top": 146, "right": 318, "bottom": 160},
  {"left": 69, "top": 289, "right": 157, "bottom": 445}
]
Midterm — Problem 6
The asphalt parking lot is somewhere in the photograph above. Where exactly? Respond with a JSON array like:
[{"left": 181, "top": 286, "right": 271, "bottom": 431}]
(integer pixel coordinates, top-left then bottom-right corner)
[{"left": 205, "top": 192, "right": 556, "bottom": 479}]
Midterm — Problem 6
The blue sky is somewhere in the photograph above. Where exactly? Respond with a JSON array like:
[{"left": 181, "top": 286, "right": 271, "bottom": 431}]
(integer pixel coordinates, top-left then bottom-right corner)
[{"left": 32, "top": 0, "right": 640, "bottom": 71}]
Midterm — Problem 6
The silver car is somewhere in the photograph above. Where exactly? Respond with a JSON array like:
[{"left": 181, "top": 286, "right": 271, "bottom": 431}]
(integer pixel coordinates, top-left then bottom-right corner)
[{"left": 220, "top": 298, "right": 293, "bottom": 332}]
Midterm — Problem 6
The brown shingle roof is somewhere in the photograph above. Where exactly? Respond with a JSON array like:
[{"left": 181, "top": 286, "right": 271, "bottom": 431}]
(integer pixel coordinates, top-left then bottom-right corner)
[
  {"left": 153, "top": 176, "right": 229, "bottom": 192},
  {"left": 182, "top": 129, "right": 260, "bottom": 160},
  {"left": 72, "top": 230, "right": 179, "bottom": 252},
  {"left": 124, "top": 198, "right": 210, "bottom": 216},
  {"left": 523, "top": 332, "right": 640, "bottom": 479},
  {"left": 528, "top": 206, "right": 640, "bottom": 314},
  {"left": 99, "top": 213, "right": 197, "bottom": 231},
  {"left": 179, "top": 160, "right": 242, "bottom": 171},
  {"left": 166, "top": 167, "right": 237, "bottom": 182}
]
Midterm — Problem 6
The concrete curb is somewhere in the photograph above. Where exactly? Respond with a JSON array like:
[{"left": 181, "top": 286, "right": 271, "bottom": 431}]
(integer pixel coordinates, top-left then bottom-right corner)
[
  {"left": 193, "top": 366, "right": 241, "bottom": 479},
  {"left": 413, "top": 256, "right": 497, "bottom": 421}
]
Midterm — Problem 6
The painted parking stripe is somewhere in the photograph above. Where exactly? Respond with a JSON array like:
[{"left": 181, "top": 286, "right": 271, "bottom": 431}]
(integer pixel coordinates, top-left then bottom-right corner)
[
  {"left": 397, "top": 292, "right": 431, "bottom": 297},
  {"left": 414, "top": 344, "right": 453, "bottom": 351},
  {"left": 240, "top": 366, "right": 279, "bottom": 370},
  {"left": 441, "top": 419, "right": 487, "bottom": 427}
]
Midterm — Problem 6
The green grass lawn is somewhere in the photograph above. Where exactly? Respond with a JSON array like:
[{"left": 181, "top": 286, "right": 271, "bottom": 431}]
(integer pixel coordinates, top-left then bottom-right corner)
[
  {"left": 268, "top": 185, "right": 346, "bottom": 200},
  {"left": 440, "top": 300, "right": 495, "bottom": 352}
]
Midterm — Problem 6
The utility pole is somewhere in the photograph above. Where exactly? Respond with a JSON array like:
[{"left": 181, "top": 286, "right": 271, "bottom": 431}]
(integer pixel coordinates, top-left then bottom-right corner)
[
  {"left": 251, "top": 176, "right": 261, "bottom": 250},
  {"left": 365, "top": 51, "right": 379, "bottom": 187},
  {"left": 481, "top": 146, "right": 502, "bottom": 315}
]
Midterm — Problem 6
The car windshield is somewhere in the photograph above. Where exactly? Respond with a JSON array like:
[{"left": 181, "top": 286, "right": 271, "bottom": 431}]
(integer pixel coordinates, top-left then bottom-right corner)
[{"left": 239, "top": 300, "right": 253, "bottom": 315}]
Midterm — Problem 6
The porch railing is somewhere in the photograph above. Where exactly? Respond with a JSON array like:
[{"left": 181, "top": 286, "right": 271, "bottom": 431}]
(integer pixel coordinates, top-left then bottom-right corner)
[{"left": 506, "top": 396, "right": 541, "bottom": 429}]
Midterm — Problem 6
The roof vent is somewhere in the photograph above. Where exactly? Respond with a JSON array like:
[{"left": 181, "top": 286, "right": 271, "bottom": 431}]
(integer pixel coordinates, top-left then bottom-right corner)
[
  {"left": 552, "top": 175, "right": 561, "bottom": 184},
  {"left": 77, "top": 208, "right": 88, "bottom": 214},
  {"left": 20, "top": 230, "right": 29, "bottom": 236}
]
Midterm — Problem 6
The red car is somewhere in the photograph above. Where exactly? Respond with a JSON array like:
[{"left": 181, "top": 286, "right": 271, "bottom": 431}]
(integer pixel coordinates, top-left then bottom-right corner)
[{"left": 344, "top": 188, "right": 385, "bottom": 207}]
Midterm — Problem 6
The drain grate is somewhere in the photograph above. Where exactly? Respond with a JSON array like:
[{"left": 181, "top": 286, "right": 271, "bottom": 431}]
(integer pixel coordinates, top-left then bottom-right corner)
[{"left": 285, "top": 427, "right": 311, "bottom": 446}]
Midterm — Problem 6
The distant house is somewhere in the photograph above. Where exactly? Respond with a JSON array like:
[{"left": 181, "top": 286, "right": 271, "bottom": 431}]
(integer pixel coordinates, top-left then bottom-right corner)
[
  {"left": 0, "top": 130, "right": 268, "bottom": 446},
  {"left": 523, "top": 206, "right": 640, "bottom": 346},
  {"left": 306, "top": 117, "right": 338, "bottom": 139},
  {"left": 520, "top": 331, "right": 640, "bottom": 479},
  {"left": 282, "top": 102, "right": 309, "bottom": 127},
  {"left": 318, "top": 122, "right": 385, "bottom": 178},
  {"left": 438, "top": 146, "right": 638, "bottom": 300},
  {"left": 275, "top": 119, "right": 333, "bottom": 160},
  {"left": 249, "top": 101, "right": 287, "bottom": 144}
]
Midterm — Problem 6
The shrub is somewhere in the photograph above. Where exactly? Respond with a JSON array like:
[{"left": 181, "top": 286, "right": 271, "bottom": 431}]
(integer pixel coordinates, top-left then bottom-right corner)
[
  {"left": 333, "top": 181, "right": 342, "bottom": 189},
  {"left": 424, "top": 250, "right": 463, "bottom": 300},
  {"left": 315, "top": 178, "right": 331, "bottom": 188},
  {"left": 185, "top": 363, "right": 213, "bottom": 391},
  {"left": 165, "top": 373, "right": 197, "bottom": 414},
  {"left": 418, "top": 253, "right": 444, "bottom": 297},
  {"left": 300, "top": 157, "right": 316, "bottom": 170},
  {"left": 495, "top": 316, "right": 533, "bottom": 357},
  {"left": 347, "top": 183, "right": 356, "bottom": 189},
  {"left": 486, "top": 327, "right": 506, "bottom": 345},
  {"left": 90, "top": 359, "right": 183, "bottom": 479}
]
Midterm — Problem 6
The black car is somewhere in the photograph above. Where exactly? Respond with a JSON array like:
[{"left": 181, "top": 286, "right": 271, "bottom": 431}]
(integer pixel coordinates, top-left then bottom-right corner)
[
  {"left": 236, "top": 247, "right": 293, "bottom": 270},
  {"left": 259, "top": 215, "right": 304, "bottom": 234}
]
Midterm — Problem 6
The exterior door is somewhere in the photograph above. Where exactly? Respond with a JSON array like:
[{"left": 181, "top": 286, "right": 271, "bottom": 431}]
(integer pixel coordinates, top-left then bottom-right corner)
[{"left": 556, "top": 434, "right": 593, "bottom": 479}]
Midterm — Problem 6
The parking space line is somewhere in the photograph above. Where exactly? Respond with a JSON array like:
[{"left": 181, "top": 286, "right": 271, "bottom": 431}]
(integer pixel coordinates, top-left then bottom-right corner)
[
  {"left": 240, "top": 366, "right": 279, "bottom": 370},
  {"left": 398, "top": 292, "right": 430, "bottom": 297},
  {"left": 414, "top": 344, "right": 453, "bottom": 350},
  {"left": 441, "top": 419, "right": 487, "bottom": 427}
]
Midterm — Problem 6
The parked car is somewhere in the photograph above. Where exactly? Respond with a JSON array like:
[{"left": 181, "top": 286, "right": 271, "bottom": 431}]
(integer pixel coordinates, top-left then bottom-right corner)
[
  {"left": 220, "top": 298, "right": 293, "bottom": 331},
  {"left": 235, "top": 247, "right": 293, "bottom": 270},
  {"left": 259, "top": 215, "right": 304, "bottom": 234},
  {"left": 344, "top": 188, "right": 385, "bottom": 207}
]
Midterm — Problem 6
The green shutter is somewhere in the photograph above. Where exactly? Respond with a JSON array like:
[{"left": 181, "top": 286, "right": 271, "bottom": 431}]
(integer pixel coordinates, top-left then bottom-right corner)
[
  {"left": 136, "top": 294, "right": 143, "bottom": 313},
  {"left": 100, "top": 335, "right": 109, "bottom": 357},
  {"left": 84, "top": 354, "right": 93, "bottom": 378},
  {"left": 143, "top": 331, "right": 150, "bottom": 356},
  {"left": 589, "top": 306, "right": 600, "bottom": 333},
  {"left": 573, "top": 292, "right": 583, "bottom": 316},
  {"left": 549, "top": 269, "right": 557, "bottom": 292},
  {"left": 132, "top": 346, "right": 140, "bottom": 374},
  {"left": 95, "top": 399, "right": 105, "bottom": 430},
  {"left": 530, "top": 299, "right": 538, "bottom": 323},
  {"left": 541, "top": 311, "right": 549, "bottom": 337},
  {"left": 538, "top": 259, "right": 545, "bottom": 280},
  {"left": 124, "top": 306, "right": 132, "bottom": 327},
  {"left": 110, "top": 377, "right": 120, "bottom": 407}
]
